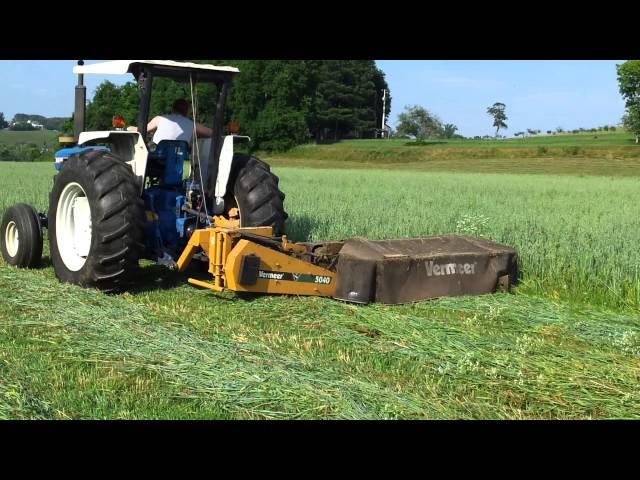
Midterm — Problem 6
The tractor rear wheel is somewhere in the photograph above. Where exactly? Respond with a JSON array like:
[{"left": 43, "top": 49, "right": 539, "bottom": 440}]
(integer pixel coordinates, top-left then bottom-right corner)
[
  {"left": 48, "top": 150, "right": 144, "bottom": 292},
  {"left": 0, "top": 203, "right": 43, "bottom": 268},
  {"left": 229, "top": 155, "right": 288, "bottom": 236}
]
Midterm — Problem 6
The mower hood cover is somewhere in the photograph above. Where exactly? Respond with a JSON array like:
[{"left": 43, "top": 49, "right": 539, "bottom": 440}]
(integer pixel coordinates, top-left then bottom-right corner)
[{"left": 333, "top": 235, "right": 518, "bottom": 304}]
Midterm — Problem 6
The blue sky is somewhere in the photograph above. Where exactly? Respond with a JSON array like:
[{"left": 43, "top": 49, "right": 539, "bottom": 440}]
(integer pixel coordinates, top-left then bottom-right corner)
[
  {"left": 376, "top": 60, "right": 626, "bottom": 137},
  {"left": 0, "top": 60, "right": 627, "bottom": 137}
]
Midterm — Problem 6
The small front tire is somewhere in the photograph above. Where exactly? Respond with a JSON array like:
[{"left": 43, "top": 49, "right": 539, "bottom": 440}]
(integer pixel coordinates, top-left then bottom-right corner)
[{"left": 0, "top": 203, "right": 43, "bottom": 268}]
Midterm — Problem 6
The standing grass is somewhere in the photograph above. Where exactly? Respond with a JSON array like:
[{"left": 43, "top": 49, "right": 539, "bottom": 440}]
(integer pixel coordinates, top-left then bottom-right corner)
[
  {"left": 278, "top": 168, "right": 640, "bottom": 310},
  {"left": 0, "top": 130, "right": 60, "bottom": 148}
]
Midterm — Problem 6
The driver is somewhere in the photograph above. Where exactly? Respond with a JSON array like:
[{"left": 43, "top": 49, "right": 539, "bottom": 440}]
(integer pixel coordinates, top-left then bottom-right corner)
[{"left": 128, "top": 98, "right": 213, "bottom": 144}]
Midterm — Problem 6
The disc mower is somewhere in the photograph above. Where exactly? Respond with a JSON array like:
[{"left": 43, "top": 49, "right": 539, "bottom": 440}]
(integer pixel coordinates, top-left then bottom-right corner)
[{"left": 0, "top": 60, "right": 518, "bottom": 304}]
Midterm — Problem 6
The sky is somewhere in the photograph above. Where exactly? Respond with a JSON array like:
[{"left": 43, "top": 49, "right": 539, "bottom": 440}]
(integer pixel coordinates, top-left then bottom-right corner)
[
  {"left": 0, "top": 60, "right": 627, "bottom": 138},
  {"left": 376, "top": 60, "right": 626, "bottom": 137}
]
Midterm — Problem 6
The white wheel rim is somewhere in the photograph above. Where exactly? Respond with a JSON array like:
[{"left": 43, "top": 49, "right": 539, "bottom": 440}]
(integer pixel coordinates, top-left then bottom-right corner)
[
  {"left": 5, "top": 221, "right": 19, "bottom": 257},
  {"left": 56, "top": 182, "right": 92, "bottom": 271}
]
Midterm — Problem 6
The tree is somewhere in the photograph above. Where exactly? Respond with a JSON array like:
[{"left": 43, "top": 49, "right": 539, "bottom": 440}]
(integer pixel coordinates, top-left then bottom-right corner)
[
  {"left": 395, "top": 105, "right": 443, "bottom": 140},
  {"left": 556, "top": 127, "right": 564, "bottom": 133},
  {"left": 616, "top": 60, "right": 640, "bottom": 144},
  {"left": 0, "top": 112, "right": 8, "bottom": 129},
  {"left": 9, "top": 122, "right": 36, "bottom": 131},
  {"left": 60, "top": 115, "right": 73, "bottom": 135},
  {"left": 623, "top": 108, "right": 640, "bottom": 144},
  {"left": 443, "top": 123, "right": 458, "bottom": 139},
  {"left": 487, "top": 102, "right": 508, "bottom": 137},
  {"left": 310, "top": 60, "right": 389, "bottom": 141},
  {"left": 82, "top": 60, "right": 392, "bottom": 152},
  {"left": 86, "top": 81, "right": 139, "bottom": 131}
]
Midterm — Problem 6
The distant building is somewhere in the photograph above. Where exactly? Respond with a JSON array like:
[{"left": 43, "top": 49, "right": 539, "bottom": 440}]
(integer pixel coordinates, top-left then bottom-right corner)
[{"left": 9, "top": 119, "right": 44, "bottom": 129}]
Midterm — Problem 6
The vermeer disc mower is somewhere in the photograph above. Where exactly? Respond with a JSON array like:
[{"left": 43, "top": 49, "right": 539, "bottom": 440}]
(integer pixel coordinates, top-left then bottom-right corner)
[{"left": 0, "top": 60, "right": 518, "bottom": 304}]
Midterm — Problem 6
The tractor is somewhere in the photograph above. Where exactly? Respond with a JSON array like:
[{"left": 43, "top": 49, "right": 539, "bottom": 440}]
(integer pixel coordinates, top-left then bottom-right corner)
[{"left": 0, "top": 60, "right": 518, "bottom": 304}]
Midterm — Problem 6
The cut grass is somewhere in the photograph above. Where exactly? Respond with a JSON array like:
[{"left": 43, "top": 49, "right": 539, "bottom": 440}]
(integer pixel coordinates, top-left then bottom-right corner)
[{"left": 1, "top": 265, "right": 639, "bottom": 419}]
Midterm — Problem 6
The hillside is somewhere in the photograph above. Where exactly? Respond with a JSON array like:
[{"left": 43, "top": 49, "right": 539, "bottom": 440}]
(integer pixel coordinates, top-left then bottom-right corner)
[
  {"left": 0, "top": 129, "right": 60, "bottom": 148},
  {"left": 264, "top": 130, "right": 640, "bottom": 175}
]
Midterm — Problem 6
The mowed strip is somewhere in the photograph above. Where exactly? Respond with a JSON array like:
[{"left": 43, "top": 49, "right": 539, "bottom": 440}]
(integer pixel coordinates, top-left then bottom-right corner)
[{"left": 1, "top": 264, "right": 639, "bottom": 419}]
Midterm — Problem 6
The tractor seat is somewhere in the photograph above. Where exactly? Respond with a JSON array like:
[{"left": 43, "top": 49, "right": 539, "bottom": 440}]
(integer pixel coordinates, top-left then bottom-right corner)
[{"left": 146, "top": 140, "right": 190, "bottom": 185}]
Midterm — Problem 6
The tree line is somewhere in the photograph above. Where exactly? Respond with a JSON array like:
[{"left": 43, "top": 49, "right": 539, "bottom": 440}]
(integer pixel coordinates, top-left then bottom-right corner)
[
  {"left": 0, "top": 112, "right": 68, "bottom": 131},
  {"left": 0, "top": 143, "right": 51, "bottom": 162},
  {"left": 77, "top": 60, "right": 391, "bottom": 152}
]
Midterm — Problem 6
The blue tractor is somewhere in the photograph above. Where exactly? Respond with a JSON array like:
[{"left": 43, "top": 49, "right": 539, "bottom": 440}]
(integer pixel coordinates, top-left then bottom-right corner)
[
  {"left": 0, "top": 60, "right": 288, "bottom": 291},
  {"left": 0, "top": 60, "right": 518, "bottom": 304}
]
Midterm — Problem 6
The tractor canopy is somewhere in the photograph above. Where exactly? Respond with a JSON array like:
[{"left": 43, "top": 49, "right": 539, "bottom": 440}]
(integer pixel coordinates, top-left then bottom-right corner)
[{"left": 72, "top": 60, "right": 239, "bottom": 83}]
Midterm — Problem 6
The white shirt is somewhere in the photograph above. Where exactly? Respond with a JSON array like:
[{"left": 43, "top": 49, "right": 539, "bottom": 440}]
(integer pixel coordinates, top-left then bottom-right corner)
[{"left": 152, "top": 114, "right": 194, "bottom": 144}]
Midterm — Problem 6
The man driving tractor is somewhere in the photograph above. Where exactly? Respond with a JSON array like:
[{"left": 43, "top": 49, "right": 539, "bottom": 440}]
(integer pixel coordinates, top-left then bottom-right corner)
[{"left": 128, "top": 98, "right": 213, "bottom": 144}]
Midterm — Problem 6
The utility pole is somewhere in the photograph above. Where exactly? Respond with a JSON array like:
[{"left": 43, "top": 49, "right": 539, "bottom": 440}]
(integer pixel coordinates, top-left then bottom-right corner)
[{"left": 381, "top": 89, "right": 386, "bottom": 138}]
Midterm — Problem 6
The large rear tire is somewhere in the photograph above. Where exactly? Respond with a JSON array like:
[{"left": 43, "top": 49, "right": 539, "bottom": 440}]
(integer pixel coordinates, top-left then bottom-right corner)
[
  {"left": 48, "top": 150, "right": 144, "bottom": 292},
  {"left": 0, "top": 203, "right": 43, "bottom": 268},
  {"left": 229, "top": 155, "right": 288, "bottom": 236}
]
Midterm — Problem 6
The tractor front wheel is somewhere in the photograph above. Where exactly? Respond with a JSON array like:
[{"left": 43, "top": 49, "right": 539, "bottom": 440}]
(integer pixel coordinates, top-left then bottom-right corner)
[
  {"left": 0, "top": 203, "right": 43, "bottom": 268},
  {"left": 48, "top": 150, "right": 144, "bottom": 292}
]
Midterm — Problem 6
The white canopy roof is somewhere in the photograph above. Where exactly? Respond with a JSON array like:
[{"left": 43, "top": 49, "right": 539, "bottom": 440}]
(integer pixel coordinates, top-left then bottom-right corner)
[{"left": 73, "top": 60, "right": 239, "bottom": 78}]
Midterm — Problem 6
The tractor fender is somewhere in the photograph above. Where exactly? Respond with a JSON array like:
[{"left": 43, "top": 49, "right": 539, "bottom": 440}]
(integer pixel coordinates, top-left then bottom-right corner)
[
  {"left": 78, "top": 131, "right": 149, "bottom": 192},
  {"left": 197, "top": 135, "right": 251, "bottom": 210}
]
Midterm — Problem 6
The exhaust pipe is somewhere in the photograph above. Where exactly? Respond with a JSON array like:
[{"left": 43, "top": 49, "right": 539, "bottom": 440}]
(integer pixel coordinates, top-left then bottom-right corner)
[{"left": 73, "top": 60, "right": 86, "bottom": 142}]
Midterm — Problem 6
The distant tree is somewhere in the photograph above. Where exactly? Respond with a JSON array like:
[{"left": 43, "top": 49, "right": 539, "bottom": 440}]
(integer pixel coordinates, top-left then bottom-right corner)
[
  {"left": 556, "top": 127, "right": 564, "bottom": 133},
  {"left": 617, "top": 60, "right": 640, "bottom": 144},
  {"left": 86, "top": 81, "right": 139, "bottom": 131},
  {"left": 623, "top": 108, "right": 640, "bottom": 144},
  {"left": 546, "top": 130, "right": 552, "bottom": 135},
  {"left": 395, "top": 105, "right": 443, "bottom": 140},
  {"left": 60, "top": 115, "right": 73, "bottom": 135},
  {"left": 9, "top": 122, "right": 36, "bottom": 131},
  {"left": 443, "top": 123, "right": 458, "bottom": 139},
  {"left": 0, "top": 112, "right": 7, "bottom": 129},
  {"left": 527, "top": 128, "right": 537, "bottom": 136},
  {"left": 514, "top": 131, "right": 525, "bottom": 138},
  {"left": 43, "top": 117, "right": 68, "bottom": 131},
  {"left": 611, "top": 126, "right": 617, "bottom": 131},
  {"left": 487, "top": 102, "right": 508, "bottom": 138}
]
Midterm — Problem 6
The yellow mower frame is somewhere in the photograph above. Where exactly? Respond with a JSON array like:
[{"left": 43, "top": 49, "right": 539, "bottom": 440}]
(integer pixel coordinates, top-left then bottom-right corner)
[{"left": 176, "top": 225, "right": 338, "bottom": 298}]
